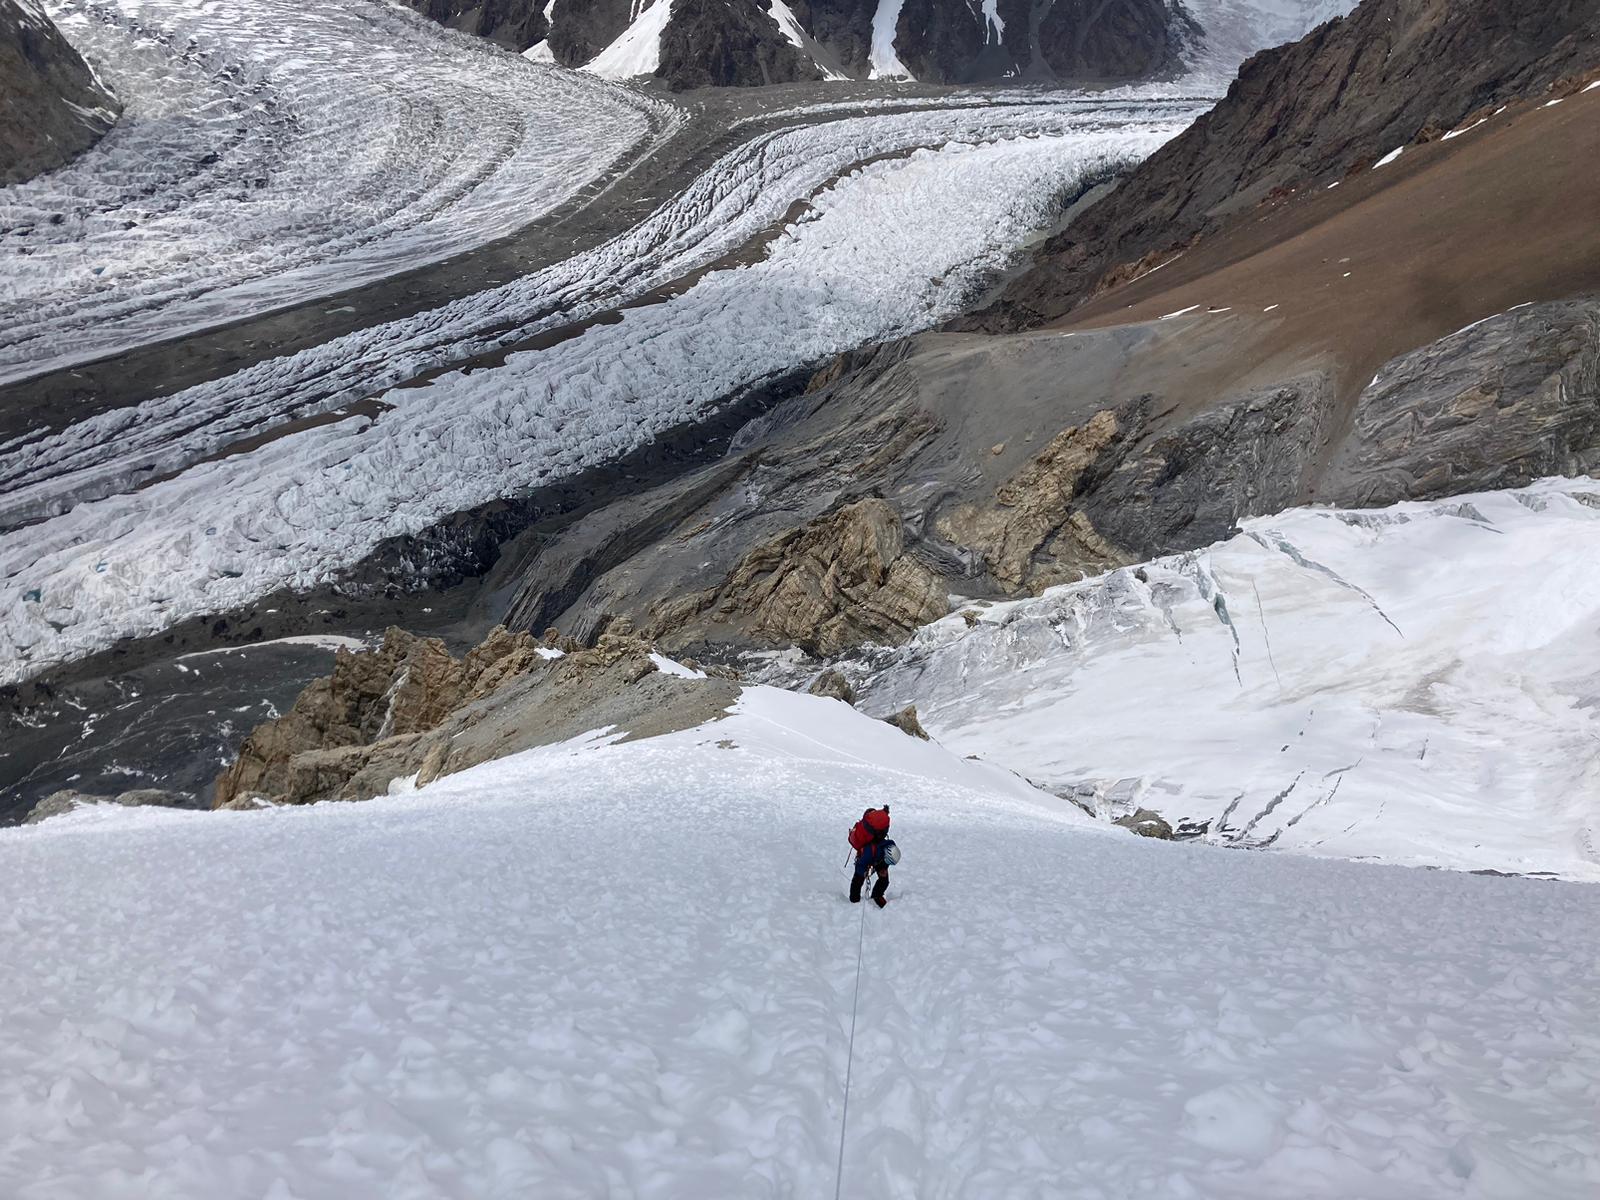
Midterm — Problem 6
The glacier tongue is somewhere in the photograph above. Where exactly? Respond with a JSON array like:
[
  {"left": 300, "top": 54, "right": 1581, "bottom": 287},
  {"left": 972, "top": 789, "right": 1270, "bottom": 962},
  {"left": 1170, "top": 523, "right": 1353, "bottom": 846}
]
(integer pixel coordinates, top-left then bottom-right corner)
[{"left": 848, "top": 478, "right": 1600, "bottom": 880}]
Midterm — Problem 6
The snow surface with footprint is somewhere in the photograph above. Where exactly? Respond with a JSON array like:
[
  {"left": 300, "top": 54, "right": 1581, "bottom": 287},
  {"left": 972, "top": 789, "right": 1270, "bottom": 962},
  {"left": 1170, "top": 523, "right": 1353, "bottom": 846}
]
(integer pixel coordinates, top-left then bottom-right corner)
[
  {"left": 0, "top": 118, "right": 1193, "bottom": 685},
  {"left": 3, "top": 687, "right": 1597, "bottom": 1198},
  {"left": 0, "top": 0, "right": 666, "bottom": 381},
  {"left": 839, "top": 479, "right": 1600, "bottom": 881}
]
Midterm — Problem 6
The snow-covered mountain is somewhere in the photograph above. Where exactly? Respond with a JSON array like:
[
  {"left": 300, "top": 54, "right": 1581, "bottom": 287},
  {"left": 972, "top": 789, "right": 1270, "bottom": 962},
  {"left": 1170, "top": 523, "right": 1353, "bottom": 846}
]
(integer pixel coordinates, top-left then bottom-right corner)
[{"left": 403, "top": 0, "right": 1355, "bottom": 88}]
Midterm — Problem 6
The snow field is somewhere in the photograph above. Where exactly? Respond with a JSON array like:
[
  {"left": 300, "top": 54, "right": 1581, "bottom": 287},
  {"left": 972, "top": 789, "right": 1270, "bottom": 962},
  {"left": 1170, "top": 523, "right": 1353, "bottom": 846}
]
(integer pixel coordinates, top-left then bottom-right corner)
[
  {"left": 2, "top": 688, "right": 1596, "bottom": 1197},
  {"left": 847, "top": 479, "right": 1600, "bottom": 880},
  {"left": 0, "top": 0, "right": 667, "bottom": 381},
  {"left": 0, "top": 116, "right": 1197, "bottom": 685}
]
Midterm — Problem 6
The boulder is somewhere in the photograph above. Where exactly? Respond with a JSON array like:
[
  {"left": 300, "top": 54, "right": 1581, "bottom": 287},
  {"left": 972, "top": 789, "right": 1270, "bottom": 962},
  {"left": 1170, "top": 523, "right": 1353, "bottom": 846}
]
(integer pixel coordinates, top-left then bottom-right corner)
[
  {"left": 882, "top": 705, "right": 930, "bottom": 741},
  {"left": 1115, "top": 808, "right": 1175, "bottom": 839},
  {"left": 808, "top": 669, "right": 858, "bottom": 706}
]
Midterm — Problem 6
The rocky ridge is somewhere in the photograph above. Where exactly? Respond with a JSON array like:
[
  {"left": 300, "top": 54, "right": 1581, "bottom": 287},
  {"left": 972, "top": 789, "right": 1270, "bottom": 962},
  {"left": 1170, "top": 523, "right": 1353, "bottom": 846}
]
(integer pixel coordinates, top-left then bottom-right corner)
[
  {"left": 24, "top": 787, "right": 200, "bottom": 825},
  {"left": 971, "top": 0, "right": 1600, "bottom": 330},
  {"left": 404, "top": 0, "right": 1232, "bottom": 88},
  {"left": 212, "top": 626, "right": 741, "bottom": 808},
  {"left": 0, "top": 0, "right": 119, "bottom": 184}
]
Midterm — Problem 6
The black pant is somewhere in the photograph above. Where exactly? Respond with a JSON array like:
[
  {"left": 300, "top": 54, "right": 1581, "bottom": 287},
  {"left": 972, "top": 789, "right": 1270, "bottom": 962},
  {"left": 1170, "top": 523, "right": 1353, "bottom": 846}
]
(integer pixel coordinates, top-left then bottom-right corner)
[{"left": 850, "top": 867, "right": 888, "bottom": 904}]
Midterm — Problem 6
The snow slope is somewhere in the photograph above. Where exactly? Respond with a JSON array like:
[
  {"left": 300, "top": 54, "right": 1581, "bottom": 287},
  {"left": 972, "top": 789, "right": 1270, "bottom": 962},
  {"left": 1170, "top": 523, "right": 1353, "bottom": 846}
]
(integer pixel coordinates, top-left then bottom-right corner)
[
  {"left": 0, "top": 108, "right": 1200, "bottom": 685},
  {"left": 3, "top": 687, "right": 1597, "bottom": 1197},
  {"left": 0, "top": 0, "right": 666, "bottom": 381},
  {"left": 583, "top": 0, "right": 672, "bottom": 79},
  {"left": 845, "top": 479, "right": 1600, "bottom": 881}
]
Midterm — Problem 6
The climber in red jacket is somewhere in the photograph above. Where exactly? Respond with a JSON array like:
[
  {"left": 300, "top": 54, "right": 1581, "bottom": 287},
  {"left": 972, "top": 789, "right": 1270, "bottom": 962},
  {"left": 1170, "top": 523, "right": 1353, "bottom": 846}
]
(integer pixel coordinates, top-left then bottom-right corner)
[{"left": 847, "top": 805, "right": 893, "bottom": 907}]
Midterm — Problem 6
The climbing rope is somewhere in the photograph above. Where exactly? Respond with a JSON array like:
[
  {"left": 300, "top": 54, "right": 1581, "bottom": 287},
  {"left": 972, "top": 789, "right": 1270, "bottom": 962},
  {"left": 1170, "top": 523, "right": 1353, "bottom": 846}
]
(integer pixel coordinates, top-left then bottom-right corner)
[{"left": 832, "top": 894, "right": 868, "bottom": 1200}]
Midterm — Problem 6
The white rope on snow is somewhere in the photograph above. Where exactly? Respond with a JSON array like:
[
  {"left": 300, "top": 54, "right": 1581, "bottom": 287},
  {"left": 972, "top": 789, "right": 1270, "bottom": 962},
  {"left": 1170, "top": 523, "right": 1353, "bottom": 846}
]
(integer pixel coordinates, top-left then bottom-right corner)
[{"left": 833, "top": 894, "right": 869, "bottom": 1200}]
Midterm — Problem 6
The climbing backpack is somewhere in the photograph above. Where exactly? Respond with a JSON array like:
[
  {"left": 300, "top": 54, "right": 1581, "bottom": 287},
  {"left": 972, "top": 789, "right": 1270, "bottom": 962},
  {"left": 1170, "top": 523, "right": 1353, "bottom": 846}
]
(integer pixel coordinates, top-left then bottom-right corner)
[
  {"left": 847, "top": 807, "right": 891, "bottom": 851},
  {"left": 847, "top": 820, "right": 873, "bottom": 852}
]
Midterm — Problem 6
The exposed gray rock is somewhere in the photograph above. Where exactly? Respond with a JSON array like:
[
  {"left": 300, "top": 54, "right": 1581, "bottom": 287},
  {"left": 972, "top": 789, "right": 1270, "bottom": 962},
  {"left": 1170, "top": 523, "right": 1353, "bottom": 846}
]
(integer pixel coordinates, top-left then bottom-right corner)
[
  {"left": 655, "top": 0, "right": 824, "bottom": 89},
  {"left": 397, "top": 0, "right": 548, "bottom": 51},
  {"left": 547, "top": 0, "right": 636, "bottom": 64},
  {"left": 1, "top": 0, "right": 119, "bottom": 185},
  {"left": 1322, "top": 298, "right": 1600, "bottom": 506},
  {"left": 1036, "top": 0, "right": 1195, "bottom": 81},
  {"left": 494, "top": 286, "right": 1600, "bottom": 668},
  {"left": 405, "top": 0, "right": 1195, "bottom": 85},
  {"left": 24, "top": 787, "right": 198, "bottom": 824}
]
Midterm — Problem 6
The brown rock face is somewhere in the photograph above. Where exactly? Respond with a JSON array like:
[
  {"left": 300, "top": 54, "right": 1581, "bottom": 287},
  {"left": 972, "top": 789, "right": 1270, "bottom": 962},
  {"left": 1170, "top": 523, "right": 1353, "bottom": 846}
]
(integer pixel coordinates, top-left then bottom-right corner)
[
  {"left": 213, "top": 625, "right": 548, "bottom": 808},
  {"left": 212, "top": 628, "right": 739, "bottom": 809},
  {"left": 1, "top": 0, "right": 119, "bottom": 184},
  {"left": 673, "top": 498, "right": 950, "bottom": 657},
  {"left": 1114, "top": 808, "right": 1174, "bottom": 839},
  {"left": 941, "top": 408, "right": 1131, "bottom": 592},
  {"left": 882, "top": 705, "right": 930, "bottom": 740},
  {"left": 973, "top": 0, "right": 1600, "bottom": 331}
]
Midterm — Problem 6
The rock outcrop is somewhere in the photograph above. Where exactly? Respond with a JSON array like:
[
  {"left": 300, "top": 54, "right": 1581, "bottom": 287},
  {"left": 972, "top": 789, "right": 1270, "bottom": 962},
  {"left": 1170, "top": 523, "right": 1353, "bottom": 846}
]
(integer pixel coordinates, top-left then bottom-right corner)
[
  {"left": 399, "top": 0, "right": 548, "bottom": 51},
  {"left": 213, "top": 627, "right": 738, "bottom": 808},
  {"left": 546, "top": 0, "right": 637, "bottom": 64},
  {"left": 808, "top": 669, "right": 857, "bottom": 705},
  {"left": 882, "top": 704, "right": 930, "bottom": 740},
  {"left": 1114, "top": 807, "right": 1175, "bottom": 839},
  {"left": 25, "top": 787, "right": 199, "bottom": 824},
  {"left": 1321, "top": 298, "right": 1600, "bottom": 507},
  {"left": 1, "top": 0, "right": 119, "bottom": 185},
  {"left": 674, "top": 499, "right": 950, "bottom": 656},
  {"left": 655, "top": 0, "right": 824, "bottom": 89},
  {"left": 974, "top": 0, "right": 1600, "bottom": 330},
  {"left": 1035, "top": 0, "right": 1195, "bottom": 81},
  {"left": 939, "top": 408, "right": 1132, "bottom": 593},
  {"left": 406, "top": 0, "right": 1213, "bottom": 86}
]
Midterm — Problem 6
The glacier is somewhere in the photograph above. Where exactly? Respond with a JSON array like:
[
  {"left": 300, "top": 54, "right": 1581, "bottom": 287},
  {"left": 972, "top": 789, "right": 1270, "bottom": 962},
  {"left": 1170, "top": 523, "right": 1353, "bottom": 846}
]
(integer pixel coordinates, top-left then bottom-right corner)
[
  {"left": 1, "top": 109, "right": 1200, "bottom": 685},
  {"left": 0, "top": 0, "right": 670, "bottom": 382}
]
